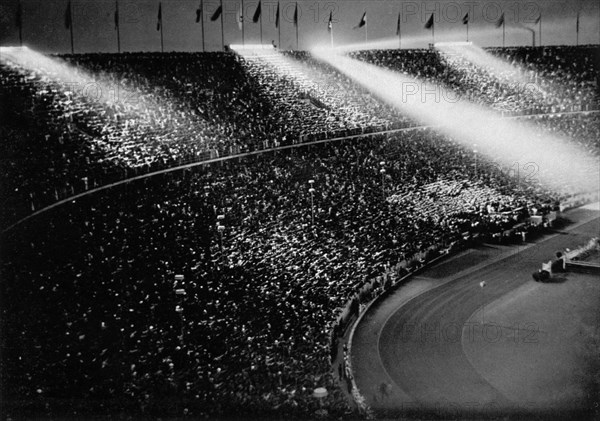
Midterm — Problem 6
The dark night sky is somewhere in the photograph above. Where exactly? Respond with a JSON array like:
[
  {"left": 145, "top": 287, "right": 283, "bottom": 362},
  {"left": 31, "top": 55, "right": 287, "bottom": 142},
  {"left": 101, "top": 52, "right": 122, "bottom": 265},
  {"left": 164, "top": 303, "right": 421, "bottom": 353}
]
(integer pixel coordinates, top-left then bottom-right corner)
[{"left": 0, "top": 0, "right": 599, "bottom": 53}]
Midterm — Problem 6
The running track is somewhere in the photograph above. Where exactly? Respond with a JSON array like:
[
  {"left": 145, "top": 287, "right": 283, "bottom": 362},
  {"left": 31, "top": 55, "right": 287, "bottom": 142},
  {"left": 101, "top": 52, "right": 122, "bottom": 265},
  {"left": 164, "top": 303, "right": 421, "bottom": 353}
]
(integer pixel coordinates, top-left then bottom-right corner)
[{"left": 351, "top": 206, "right": 600, "bottom": 418}]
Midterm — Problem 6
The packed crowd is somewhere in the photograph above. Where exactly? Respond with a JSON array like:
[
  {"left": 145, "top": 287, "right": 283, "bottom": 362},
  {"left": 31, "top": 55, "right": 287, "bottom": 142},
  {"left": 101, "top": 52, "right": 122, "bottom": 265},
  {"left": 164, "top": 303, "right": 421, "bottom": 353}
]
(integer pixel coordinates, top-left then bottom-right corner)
[
  {"left": 353, "top": 45, "right": 598, "bottom": 114},
  {"left": 1, "top": 45, "right": 598, "bottom": 418},
  {"left": 243, "top": 51, "right": 408, "bottom": 138},
  {"left": 529, "top": 112, "right": 600, "bottom": 156},
  {"left": 1, "top": 46, "right": 597, "bottom": 228},
  {"left": 2, "top": 126, "right": 562, "bottom": 418}
]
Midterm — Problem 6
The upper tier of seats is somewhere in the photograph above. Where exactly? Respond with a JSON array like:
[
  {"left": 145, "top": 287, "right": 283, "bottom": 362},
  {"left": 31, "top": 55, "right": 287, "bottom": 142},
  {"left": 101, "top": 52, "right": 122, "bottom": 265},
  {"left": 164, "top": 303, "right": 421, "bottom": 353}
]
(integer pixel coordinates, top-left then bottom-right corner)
[{"left": 1, "top": 46, "right": 598, "bottom": 228}]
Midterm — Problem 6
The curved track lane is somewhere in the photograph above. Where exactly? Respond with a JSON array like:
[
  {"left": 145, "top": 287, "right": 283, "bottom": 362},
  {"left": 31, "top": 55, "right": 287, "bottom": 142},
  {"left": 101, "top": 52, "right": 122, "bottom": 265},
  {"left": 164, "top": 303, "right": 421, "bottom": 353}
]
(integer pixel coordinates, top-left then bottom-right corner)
[{"left": 355, "top": 207, "right": 600, "bottom": 418}]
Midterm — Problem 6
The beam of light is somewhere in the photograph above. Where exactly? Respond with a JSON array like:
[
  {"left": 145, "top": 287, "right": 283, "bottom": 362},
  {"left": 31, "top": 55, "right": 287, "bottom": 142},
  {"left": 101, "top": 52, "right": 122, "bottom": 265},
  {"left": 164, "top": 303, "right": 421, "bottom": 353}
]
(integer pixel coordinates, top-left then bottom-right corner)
[
  {"left": 326, "top": 36, "right": 436, "bottom": 54},
  {"left": 434, "top": 42, "right": 552, "bottom": 109},
  {"left": 311, "top": 49, "right": 599, "bottom": 197},
  {"left": 229, "top": 44, "right": 276, "bottom": 56},
  {"left": 435, "top": 42, "right": 533, "bottom": 84},
  {"left": 326, "top": 24, "right": 539, "bottom": 54},
  {"left": 0, "top": 46, "right": 213, "bottom": 168},
  {"left": 434, "top": 42, "right": 473, "bottom": 47},
  {"left": 232, "top": 47, "right": 397, "bottom": 130},
  {"left": 229, "top": 44, "right": 275, "bottom": 51},
  {"left": 0, "top": 45, "right": 146, "bottom": 111},
  {"left": 435, "top": 42, "right": 598, "bottom": 114}
]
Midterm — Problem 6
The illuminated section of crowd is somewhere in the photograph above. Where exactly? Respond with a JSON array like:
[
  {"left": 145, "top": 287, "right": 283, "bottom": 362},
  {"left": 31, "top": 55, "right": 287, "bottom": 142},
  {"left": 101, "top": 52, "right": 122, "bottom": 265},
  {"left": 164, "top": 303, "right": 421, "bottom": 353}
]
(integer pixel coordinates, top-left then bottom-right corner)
[{"left": 1, "top": 46, "right": 597, "bottom": 225}]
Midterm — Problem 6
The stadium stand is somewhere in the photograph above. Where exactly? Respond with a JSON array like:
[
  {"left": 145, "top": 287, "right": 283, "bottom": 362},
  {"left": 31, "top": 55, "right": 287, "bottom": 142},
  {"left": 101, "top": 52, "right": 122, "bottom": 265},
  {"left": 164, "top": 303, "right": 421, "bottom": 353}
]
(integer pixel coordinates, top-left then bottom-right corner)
[{"left": 1, "top": 45, "right": 598, "bottom": 418}]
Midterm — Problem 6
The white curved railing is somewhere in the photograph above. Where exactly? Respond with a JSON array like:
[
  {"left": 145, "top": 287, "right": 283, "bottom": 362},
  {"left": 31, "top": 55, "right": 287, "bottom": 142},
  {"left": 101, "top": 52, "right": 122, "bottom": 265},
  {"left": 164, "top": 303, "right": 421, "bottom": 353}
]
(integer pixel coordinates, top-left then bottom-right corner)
[{"left": 3, "top": 108, "right": 598, "bottom": 234}]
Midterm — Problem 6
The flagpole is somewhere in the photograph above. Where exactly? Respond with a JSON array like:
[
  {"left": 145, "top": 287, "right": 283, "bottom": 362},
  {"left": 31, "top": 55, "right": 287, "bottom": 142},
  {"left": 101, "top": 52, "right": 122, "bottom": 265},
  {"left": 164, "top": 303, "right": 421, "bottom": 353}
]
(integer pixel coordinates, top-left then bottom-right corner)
[
  {"left": 70, "top": 2, "right": 74, "bottom": 54},
  {"left": 116, "top": 0, "right": 121, "bottom": 53},
  {"left": 242, "top": 0, "right": 245, "bottom": 46},
  {"left": 466, "top": 20, "right": 469, "bottom": 42},
  {"left": 278, "top": 2, "right": 281, "bottom": 48},
  {"left": 69, "top": 2, "right": 75, "bottom": 54},
  {"left": 576, "top": 11, "right": 579, "bottom": 46},
  {"left": 259, "top": 5, "right": 263, "bottom": 44},
  {"left": 201, "top": 0, "right": 205, "bottom": 52},
  {"left": 432, "top": 20, "right": 434, "bottom": 44},
  {"left": 330, "top": 23, "right": 333, "bottom": 48},
  {"left": 18, "top": 2, "right": 23, "bottom": 47},
  {"left": 295, "top": 2, "right": 299, "bottom": 50},
  {"left": 398, "top": 14, "right": 401, "bottom": 49},
  {"left": 220, "top": 0, "right": 224, "bottom": 50},
  {"left": 399, "top": 29, "right": 401, "bottom": 49},
  {"left": 160, "top": 4, "right": 164, "bottom": 53},
  {"left": 503, "top": 19, "right": 505, "bottom": 47},
  {"left": 539, "top": 15, "right": 542, "bottom": 46}
]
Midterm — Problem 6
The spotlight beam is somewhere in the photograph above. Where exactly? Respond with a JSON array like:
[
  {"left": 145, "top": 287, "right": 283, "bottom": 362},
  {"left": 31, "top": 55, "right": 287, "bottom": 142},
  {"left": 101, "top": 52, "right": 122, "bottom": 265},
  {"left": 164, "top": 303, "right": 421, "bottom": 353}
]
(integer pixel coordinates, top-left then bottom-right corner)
[
  {"left": 0, "top": 46, "right": 213, "bottom": 169},
  {"left": 312, "top": 49, "right": 599, "bottom": 196}
]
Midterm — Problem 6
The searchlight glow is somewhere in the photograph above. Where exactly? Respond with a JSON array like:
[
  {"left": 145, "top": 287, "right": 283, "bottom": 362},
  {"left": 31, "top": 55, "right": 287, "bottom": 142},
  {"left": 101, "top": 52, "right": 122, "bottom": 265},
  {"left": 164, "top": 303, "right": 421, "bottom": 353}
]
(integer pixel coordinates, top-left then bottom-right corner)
[
  {"left": 232, "top": 45, "right": 389, "bottom": 130},
  {"left": 436, "top": 43, "right": 533, "bottom": 84},
  {"left": 229, "top": 44, "right": 275, "bottom": 51},
  {"left": 0, "top": 45, "right": 29, "bottom": 53},
  {"left": 311, "top": 49, "right": 599, "bottom": 196},
  {"left": 0, "top": 46, "right": 218, "bottom": 169},
  {"left": 434, "top": 42, "right": 473, "bottom": 47}
]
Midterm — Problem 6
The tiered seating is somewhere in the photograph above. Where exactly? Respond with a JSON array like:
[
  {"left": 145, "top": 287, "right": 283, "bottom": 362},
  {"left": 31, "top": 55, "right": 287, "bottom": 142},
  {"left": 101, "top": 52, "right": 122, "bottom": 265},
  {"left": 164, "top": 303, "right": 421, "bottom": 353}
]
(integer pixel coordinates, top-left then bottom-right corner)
[
  {"left": 1, "top": 45, "right": 598, "bottom": 418},
  {"left": 2, "top": 127, "right": 561, "bottom": 418},
  {"left": 2, "top": 46, "right": 597, "bottom": 227}
]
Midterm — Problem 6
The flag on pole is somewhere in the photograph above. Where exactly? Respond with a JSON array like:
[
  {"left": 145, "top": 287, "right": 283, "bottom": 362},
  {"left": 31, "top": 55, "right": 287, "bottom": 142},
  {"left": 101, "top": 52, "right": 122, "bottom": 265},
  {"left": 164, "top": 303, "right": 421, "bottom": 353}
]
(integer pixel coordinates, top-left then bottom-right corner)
[
  {"left": 462, "top": 13, "right": 469, "bottom": 24},
  {"left": 396, "top": 13, "right": 401, "bottom": 35},
  {"left": 354, "top": 11, "right": 366, "bottom": 29},
  {"left": 535, "top": 14, "right": 541, "bottom": 45},
  {"left": 157, "top": 2, "right": 162, "bottom": 31},
  {"left": 495, "top": 12, "right": 504, "bottom": 27},
  {"left": 275, "top": 2, "right": 280, "bottom": 28},
  {"left": 293, "top": 3, "right": 298, "bottom": 26},
  {"left": 575, "top": 9, "right": 580, "bottom": 45},
  {"left": 252, "top": 1, "right": 261, "bottom": 23},
  {"left": 237, "top": 1, "right": 243, "bottom": 29},
  {"left": 114, "top": 1, "right": 119, "bottom": 29},
  {"left": 16, "top": 1, "right": 23, "bottom": 29},
  {"left": 65, "top": 1, "right": 72, "bottom": 29},
  {"left": 196, "top": 1, "right": 203, "bottom": 23},
  {"left": 327, "top": 10, "right": 332, "bottom": 31},
  {"left": 424, "top": 13, "right": 433, "bottom": 29},
  {"left": 211, "top": 4, "right": 222, "bottom": 21}
]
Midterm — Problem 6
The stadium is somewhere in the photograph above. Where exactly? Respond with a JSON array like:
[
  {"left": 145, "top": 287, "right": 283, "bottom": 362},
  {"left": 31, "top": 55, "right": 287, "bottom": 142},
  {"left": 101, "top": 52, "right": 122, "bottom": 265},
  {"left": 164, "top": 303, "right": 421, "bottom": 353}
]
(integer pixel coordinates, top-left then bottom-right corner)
[{"left": 1, "top": 0, "right": 599, "bottom": 420}]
